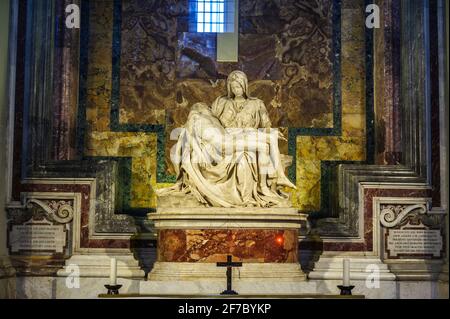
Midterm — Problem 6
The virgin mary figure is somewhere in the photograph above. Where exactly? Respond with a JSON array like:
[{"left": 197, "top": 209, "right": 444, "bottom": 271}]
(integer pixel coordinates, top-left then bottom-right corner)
[
  {"left": 212, "top": 70, "right": 272, "bottom": 129},
  {"left": 156, "top": 71, "right": 296, "bottom": 208}
]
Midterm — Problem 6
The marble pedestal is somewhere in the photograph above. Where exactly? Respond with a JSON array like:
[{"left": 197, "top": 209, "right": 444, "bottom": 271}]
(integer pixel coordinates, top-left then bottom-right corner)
[
  {"left": 148, "top": 207, "right": 307, "bottom": 284},
  {"left": 308, "top": 256, "right": 396, "bottom": 281},
  {"left": 0, "top": 256, "right": 16, "bottom": 298},
  {"left": 57, "top": 254, "right": 145, "bottom": 278}
]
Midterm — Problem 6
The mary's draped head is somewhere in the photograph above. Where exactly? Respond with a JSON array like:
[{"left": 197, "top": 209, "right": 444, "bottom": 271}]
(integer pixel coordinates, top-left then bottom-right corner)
[{"left": 227, "top": 70, "right": 249, "bottom": 99}]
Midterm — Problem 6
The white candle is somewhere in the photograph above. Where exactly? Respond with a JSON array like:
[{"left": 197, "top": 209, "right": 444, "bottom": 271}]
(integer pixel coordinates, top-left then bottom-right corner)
[
  {"left": 110, "top": 258, "right": 117, "bottom": 285},
  {"left": 343, "top": 259, "right": 350, "bottom": 286}
]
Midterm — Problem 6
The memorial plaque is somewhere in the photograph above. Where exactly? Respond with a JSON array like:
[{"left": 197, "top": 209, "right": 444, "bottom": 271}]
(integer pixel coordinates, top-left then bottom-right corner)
[
  {"left": 9, "top": 222, "right": 67, "bottom": 254},
  {"left": 386, "top": 227, "right": 443, "bottom": 258}
]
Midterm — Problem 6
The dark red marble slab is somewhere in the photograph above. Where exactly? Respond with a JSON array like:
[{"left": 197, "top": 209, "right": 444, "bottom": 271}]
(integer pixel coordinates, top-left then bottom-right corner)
[{"left": 157, "top": 229, "right": 298, "bottom": 263}]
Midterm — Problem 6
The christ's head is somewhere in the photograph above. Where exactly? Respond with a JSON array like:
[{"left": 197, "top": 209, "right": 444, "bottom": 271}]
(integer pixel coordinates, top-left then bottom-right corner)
[{"left": 191, "top": 102, "right": 212, "bottom": 116}]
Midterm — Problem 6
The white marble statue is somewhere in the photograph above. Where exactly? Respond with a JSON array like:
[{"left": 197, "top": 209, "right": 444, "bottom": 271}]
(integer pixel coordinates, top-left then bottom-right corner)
[{"left": 157, "top": 70, "right": 296, "bottom": 208}]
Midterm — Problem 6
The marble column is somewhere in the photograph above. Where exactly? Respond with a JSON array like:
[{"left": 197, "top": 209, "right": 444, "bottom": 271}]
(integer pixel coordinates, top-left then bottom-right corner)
[
  {"left": 52, "top": 0, "right": 81, "bottom": 161},
  {"left": 0, "top": 0, "right": 16, "bottom": 299},
  {"left": 446, "top": 0, "right": 449, "bottom": 287},
  {"left": 437, "top": 0, "right": 449, "bottom": 295},
  {"left": 374, "top": 0, "right": 402, "bottom": 165}
]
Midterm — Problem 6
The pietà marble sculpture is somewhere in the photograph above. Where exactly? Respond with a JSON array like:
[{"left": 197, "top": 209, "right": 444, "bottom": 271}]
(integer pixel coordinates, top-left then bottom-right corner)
[{"left": 157, "top": 71, "right": 296, "bottom": 208}]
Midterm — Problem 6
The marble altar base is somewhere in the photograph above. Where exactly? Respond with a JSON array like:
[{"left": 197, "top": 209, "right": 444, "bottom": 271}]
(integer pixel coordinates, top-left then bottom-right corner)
[
  {"left": 148, "top": 207, "right": 307, "bottom": 283},
  {"left": 149, "top": 262, "right": 305, "bottom": 281},
  {"left": 10, "top": 276, "right": 448, "bottom": 299},
  {"left": 57, "top": 254, "right": 145, "bottom": 278}
]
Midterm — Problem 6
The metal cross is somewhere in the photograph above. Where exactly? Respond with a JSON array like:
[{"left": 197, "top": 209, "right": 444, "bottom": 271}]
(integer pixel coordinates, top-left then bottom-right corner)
[{"left": 216, "top": 255, "right": 242, "bottom": 295}]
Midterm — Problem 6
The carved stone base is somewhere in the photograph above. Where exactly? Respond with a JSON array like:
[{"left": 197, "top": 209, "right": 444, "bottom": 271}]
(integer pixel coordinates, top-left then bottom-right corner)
[
  {"left": 0, "top": 256, "right": 16, "bottom": 299},
  {"left": 150, "top": 207, "right": 306, "bottom": 229},
  {"left": 157, "top": 193, "right": 207, "bottom": 208},
  {"left": 308, "top": 256, "right": 396, "bottom": 281},
  {"left": 438, "top": 263, "right": 449, "bottom": 282},
  {"left": 149, "top": 262, "right": 306, "bottom": 282},
  {"left": 385, "top": 260, "right": 446, "bottom": 281},
  {"left": 148, "top": 207, "right": 307, "bottom": 284},
  {"left": 57, "top": 254, "right": 145, "bottom": 278},
  {"left": 0, "top": 255, "right": 16, "bottom": 279}
]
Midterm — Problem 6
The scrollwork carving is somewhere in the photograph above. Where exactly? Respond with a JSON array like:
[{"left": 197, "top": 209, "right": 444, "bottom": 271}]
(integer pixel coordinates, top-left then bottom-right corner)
[
  {"left": 380, "top": 204, "right": 428, "bottom": 228},
  {"left": 26, "top": 199, "right": 74, "bottom": 224}
]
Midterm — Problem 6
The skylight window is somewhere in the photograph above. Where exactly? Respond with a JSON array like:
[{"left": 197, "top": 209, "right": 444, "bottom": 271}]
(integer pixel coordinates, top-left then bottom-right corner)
[{"left": 191, "top": 0, "right": 235, "bottom": 33}]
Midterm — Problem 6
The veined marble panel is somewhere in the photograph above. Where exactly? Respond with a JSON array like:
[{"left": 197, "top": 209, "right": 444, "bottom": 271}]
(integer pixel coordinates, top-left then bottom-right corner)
[{"left": 157, "top": 229, "right": 298, "bottom": 263}]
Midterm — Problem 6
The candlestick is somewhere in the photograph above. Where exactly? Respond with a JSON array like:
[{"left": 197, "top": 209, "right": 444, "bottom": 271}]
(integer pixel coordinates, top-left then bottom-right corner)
[
  {"left": 110, "top": 257, "right": 117, "bottom": 286},
  {"left": 104, "top": 284, "right": 122, "bottom": 295},
  {"left": 343, "top": 259, "right": 350, "bottom": 286},
  {"left": 337, "top": 285, "right": 355, "bottom": 296}
]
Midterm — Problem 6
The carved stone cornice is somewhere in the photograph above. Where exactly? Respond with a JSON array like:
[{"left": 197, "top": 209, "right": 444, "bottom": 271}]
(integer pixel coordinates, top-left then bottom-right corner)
[
  {"left": 380, "top": 204, "right": 428, "bottom": 228},
  {"left": 7, "top": 197, "right": 74, "bottom": 225},
  {"left": 379, "top": 202, "right": 445, "bottom": 229},
  {"left": 27, "top": 199, "right": 74, "bottom": 224}
]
